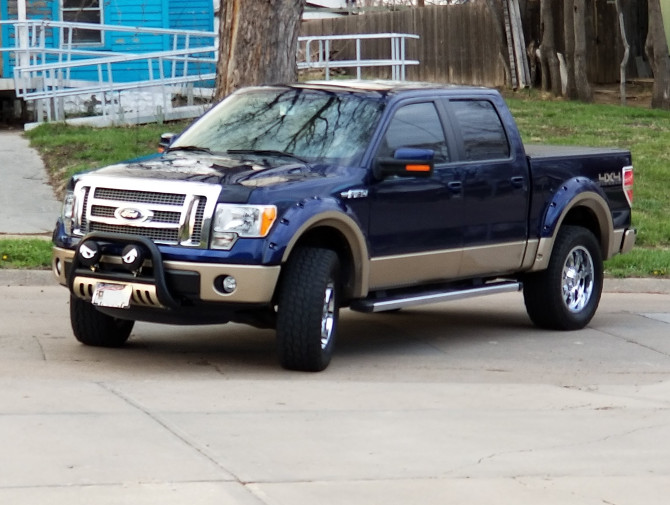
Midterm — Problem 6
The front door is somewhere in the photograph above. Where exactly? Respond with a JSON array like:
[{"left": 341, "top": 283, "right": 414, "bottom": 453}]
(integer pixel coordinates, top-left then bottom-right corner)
[{"left": 367, "top": 100, "right": 464, "bottom": 289}]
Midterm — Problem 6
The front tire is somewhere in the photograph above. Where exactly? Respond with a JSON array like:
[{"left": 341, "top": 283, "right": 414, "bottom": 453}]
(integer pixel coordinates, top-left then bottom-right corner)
[
  {"left": 70, "top": 295, "right": 134, "bottom": 347},
  {"left": 523, "top": 225, "right": 603, "bottom": 330},
  {"left": 276, "top": 247, "right": 341, "bottom": 372}
]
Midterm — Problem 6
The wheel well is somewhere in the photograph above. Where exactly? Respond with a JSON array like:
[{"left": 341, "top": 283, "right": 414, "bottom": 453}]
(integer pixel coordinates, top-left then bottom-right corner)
[
  {"left": 282, "top": 226, "right": 357, "bottom": 302},
  {"left": 560, "top": 205, "right": 604, "bottom": 253}
]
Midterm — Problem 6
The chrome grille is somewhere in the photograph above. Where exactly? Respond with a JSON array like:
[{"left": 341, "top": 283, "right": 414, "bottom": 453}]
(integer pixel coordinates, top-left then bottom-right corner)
[
  {"left": 74, "top": 177, "right": 221, "bottom": 248},
  {"left": 94, "top": 188, "right": 186, "bottom": 206},
  {"left": 90, "top": 222, "right": 180, "bottom": 243}
]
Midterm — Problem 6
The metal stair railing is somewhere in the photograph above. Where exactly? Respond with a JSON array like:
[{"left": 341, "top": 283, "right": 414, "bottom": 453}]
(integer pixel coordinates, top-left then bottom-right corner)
[{"left": 297, "top": 33, "right": 420, "bottom": 80}]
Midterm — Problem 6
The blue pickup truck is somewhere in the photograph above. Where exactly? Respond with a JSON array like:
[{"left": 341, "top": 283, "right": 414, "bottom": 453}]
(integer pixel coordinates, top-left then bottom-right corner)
[{"left": 52, "top": 81, "right": 636, "bottom": 371}]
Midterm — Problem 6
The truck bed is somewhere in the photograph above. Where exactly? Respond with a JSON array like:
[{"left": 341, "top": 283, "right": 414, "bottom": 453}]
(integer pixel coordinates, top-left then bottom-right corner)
[{"left": 525, "top": 144, "right": 629, "bottom": 160}]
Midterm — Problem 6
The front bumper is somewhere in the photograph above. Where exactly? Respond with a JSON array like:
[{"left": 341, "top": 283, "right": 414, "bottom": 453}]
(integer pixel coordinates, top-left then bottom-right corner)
[{"left": 53, "top": 240, "right": 281, "bottom": 307}]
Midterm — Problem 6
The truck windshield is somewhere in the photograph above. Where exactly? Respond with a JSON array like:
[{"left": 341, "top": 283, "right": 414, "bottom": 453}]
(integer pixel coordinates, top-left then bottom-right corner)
[{"left": 171, "top": 87, "right": 385, "bottom": 165}]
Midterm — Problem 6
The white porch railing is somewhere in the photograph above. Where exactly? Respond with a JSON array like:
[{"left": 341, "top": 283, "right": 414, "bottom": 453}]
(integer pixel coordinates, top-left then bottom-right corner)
[
  {"left": 297, "top": 33, "right": 420, "bottom": 80},
  {"left": 0, "top": 20, "right": 217, "bottom": 124}
]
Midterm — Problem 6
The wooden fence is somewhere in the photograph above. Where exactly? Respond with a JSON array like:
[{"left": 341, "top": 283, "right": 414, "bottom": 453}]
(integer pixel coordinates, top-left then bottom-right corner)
[
  {"left": 301, "top": 2, "right": 506, "bottom": 86},
  {"left": 300, "top": 0, "right": 648, "bottom": 88}
]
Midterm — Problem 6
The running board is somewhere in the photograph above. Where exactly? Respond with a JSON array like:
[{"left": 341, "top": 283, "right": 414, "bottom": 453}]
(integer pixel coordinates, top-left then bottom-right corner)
[{"left": 349, "top": 281, "right": 523, "bottom": 313}]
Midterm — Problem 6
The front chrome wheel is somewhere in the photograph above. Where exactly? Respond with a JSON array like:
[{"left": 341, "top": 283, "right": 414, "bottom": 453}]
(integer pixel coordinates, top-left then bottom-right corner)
[{"left": 320, "top": 281, "right": 336, "bottom": 350}]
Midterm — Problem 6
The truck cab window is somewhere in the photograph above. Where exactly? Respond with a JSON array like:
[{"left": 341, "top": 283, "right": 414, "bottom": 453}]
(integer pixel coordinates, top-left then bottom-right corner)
[
  {"left": 378, "top": 102, "right": 449, "bottom": 163},
  {"left": 450, "top": 100, "right": 510, "bottom": 161}
]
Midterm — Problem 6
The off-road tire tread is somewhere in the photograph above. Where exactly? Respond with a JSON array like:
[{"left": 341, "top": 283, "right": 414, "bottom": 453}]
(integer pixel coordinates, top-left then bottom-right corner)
[
  {"left": 70, "top": 295, "right": 134, "bottom": 347},
  {"left": 277, "top": 247, "right": 340, "bottom": 372}
]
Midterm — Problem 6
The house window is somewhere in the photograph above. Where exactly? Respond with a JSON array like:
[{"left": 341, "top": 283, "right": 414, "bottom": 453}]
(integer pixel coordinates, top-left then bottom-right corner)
[{"left": 62, "top": 0, "right": 102, "bottom": 44}]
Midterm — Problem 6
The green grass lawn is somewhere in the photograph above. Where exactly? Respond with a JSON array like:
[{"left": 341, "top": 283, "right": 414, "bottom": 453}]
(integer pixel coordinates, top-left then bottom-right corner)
[
  {"left": 0, "top": 239, "right": 53, "bottom": 269},
  {"left": 506, "top": 94, "right": 670, "bottom": 277},
  {"left": 5, "top": 95, "right": 670, "bottom": 277}
]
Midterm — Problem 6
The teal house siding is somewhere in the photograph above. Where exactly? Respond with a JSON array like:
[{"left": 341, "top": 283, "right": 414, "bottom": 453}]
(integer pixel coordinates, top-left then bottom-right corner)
[
  {"left": 2, "top": 0, "right": 59, "bottom": 77},
  {"left": 1, "top": 0, "right": 214, "bottom": 83}
]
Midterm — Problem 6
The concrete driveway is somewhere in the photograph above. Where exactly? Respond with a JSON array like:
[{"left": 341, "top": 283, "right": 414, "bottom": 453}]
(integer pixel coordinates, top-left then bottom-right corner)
[{"left": 1, "top": 275, "right": 669, "bottom": 504}]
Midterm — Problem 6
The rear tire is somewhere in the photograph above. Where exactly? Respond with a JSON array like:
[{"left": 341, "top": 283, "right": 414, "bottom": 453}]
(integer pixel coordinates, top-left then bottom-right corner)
[
  {"left": 70, "top": 295, "right": 134, "bottom": 347},
  {"left": 277, "top": 247, "right": 341, "bottom": 372},
  {"left": 523, "top": 225, "right": 603, "bottom": 330}
]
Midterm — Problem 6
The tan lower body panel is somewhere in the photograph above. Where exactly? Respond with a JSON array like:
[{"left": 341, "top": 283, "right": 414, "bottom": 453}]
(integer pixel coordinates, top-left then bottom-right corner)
[{"left": 368, "top": 242, "right": 526, "bottom": 291}]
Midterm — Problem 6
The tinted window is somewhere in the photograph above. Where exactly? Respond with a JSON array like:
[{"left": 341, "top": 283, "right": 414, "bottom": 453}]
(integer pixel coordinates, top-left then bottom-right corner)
[
  {"left": 379, "top": 102, "right": 449, "bottom": 163},
  {"left": 450, "top": 100, "right": 510, "bottom": 161}
]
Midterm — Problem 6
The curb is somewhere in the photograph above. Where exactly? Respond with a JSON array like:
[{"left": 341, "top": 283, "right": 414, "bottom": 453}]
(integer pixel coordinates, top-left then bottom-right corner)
[
  {"left": 1, "top": 269, "right": 670, "bottom": 294},
  {"left": 0, "top": 269, "right": 57, "bottom": 286}
]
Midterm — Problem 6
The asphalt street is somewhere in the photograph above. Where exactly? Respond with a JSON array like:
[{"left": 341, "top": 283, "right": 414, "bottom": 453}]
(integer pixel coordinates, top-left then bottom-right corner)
[{"left": 1, "top": 275, "right": 669, "bottom": 505}]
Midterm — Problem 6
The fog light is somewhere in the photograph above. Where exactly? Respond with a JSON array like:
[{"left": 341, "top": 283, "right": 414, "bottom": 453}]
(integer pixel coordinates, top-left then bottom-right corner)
[
  {"left": 222, "top": 275, "right": 237, "bottom": 293},
  {"left": 54, "top": 257, "right": 62, "bottom": 276}
]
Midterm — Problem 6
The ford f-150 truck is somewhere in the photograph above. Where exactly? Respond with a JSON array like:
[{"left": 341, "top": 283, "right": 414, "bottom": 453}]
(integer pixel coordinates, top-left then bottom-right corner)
[{"left": 52, "top": 81, "right": 636, "bottom": 371}]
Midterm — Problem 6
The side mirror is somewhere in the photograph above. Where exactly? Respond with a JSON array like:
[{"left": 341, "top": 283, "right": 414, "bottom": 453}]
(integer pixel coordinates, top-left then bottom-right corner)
[
  {"left": 158, "top": 132, "right": 177, "bottom": 153},
  {"left": 373, "top": 148, "right": 435, "bottom": 180}
]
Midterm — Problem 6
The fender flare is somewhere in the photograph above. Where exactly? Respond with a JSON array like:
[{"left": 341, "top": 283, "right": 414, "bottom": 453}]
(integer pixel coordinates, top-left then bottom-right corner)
[
  {"left": 265, "top": 199, "right": 371, "bottom": 298},
  {"left": 527, "top": 178, "right": 614, "bottom": 271}
]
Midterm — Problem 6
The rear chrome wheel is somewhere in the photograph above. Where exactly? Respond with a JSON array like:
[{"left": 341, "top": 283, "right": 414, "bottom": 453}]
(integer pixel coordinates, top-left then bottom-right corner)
[
  {"left": 524, "top": 226, "right": 603, "bottom": 330},
  {"left": 562, "top": 245, "right": 595, "bottom": 313}
]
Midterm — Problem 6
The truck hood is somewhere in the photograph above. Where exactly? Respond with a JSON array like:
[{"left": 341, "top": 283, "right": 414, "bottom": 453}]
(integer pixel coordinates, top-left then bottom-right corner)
[{"left": 87, "top": 152, "right": 327, "bottom": 188}]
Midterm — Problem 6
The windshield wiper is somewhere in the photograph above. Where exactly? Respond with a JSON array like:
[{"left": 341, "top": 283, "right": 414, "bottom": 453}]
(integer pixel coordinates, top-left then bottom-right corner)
[
  {"left": 167, "top": 145, "right": 213, "bottom": 154},
  {"left": 227, "top": 149, "right": 308, "bottom": 164}
]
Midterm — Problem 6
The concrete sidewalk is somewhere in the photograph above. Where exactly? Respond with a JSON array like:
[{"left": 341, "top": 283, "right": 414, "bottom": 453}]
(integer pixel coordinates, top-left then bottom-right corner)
[
  {"left": 1, "top": 283, "right": 670, "bottom": 505},
  {"left": 0, "top": 130, "right": 61, "bottom": 236}
]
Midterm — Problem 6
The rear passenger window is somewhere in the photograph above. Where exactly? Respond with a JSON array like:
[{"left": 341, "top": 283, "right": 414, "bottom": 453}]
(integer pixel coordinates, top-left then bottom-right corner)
[
  {"left": 378, "top": 102, "right": 449, "bottom": 163},
  {"left": 450, "top": 100, "right": 510, "bottom": 161}
]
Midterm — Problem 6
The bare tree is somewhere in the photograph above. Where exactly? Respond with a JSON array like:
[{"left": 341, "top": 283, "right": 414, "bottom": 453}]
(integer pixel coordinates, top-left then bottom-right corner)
[
  {"left": 646, "top": 0, "right": 670, "bottom": 109},
  {"left": 215, "top": 0, "right": 306, "bottom": 100},
  {"left": 572, "top": 0, "right": 592, "bottom": 102},
  {"left": 614, "top": 0, "right": 630, "bottom": 106},
  {"left": 539, "top": 0, "right": 561, "bottom": 95},
  {"left": 484, "top": 0, "right": 513, "bottom": 88},
  {"left": 563, "top": 0, "right": 577, "bottom": 98}
]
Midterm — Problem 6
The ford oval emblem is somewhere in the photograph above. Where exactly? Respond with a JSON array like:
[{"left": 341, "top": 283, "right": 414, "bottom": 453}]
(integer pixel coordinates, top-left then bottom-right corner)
[{"left": 115, "top": 207, "right": 152, "bottom": 222}]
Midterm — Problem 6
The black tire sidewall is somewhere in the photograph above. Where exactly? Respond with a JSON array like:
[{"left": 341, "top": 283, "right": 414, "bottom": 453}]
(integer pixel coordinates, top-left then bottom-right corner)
[{"left": 524, "top": 226, "right": 603, "bottom": 330}]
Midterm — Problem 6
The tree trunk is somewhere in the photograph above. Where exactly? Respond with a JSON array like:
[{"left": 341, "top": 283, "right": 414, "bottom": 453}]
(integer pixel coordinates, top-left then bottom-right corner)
[
  {"left": 573, "top": 0, "right": 593, "bottom": 102},
  {"left": 646, "top": 0, "right": 670, "bottom": 109},
  {"left": 614, "top": 0, "right": 630, "bottom": 106},
  {"left": 215, "top": 0, "right": 306, "bottom": 100},
  {"left": 539, "top": 0, "right": 561, "bottom": 95},
  {"left": 485, "top": 0, "right": 513, "bottom": 88},
  {"left": 563, "top": 0, "right": 577, "bottom": 98}
]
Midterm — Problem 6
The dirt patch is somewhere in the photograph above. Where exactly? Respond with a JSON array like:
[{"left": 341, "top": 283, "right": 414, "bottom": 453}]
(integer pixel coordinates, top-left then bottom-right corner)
[{"left": 593, "top": 80, "right": 653, "bottom": 108}]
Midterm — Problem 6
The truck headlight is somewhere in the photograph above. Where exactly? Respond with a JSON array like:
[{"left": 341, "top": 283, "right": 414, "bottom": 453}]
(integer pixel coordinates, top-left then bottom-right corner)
[
  {"left": 62, "top": 190, "right": 76, "bottom": 235},
  {"left": 211, "top": 204, "right": 277, "bottom": 250}
]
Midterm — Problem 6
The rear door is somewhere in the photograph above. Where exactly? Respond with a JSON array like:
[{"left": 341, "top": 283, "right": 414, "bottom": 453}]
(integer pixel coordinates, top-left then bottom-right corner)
[{"left": 443, "top": 98, "right": 530, "bottom": 276}]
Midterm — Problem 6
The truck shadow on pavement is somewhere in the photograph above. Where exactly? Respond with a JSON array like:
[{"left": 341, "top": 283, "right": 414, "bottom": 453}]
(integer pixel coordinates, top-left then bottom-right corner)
[{"left": 92, "top": 303, "right": 537, "bottom": 374}]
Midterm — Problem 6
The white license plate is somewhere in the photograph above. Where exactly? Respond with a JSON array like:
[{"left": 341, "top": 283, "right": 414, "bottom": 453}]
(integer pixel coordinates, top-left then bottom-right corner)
[{"left": 92, "top": 282, "right": 133, "bottom": 309}]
